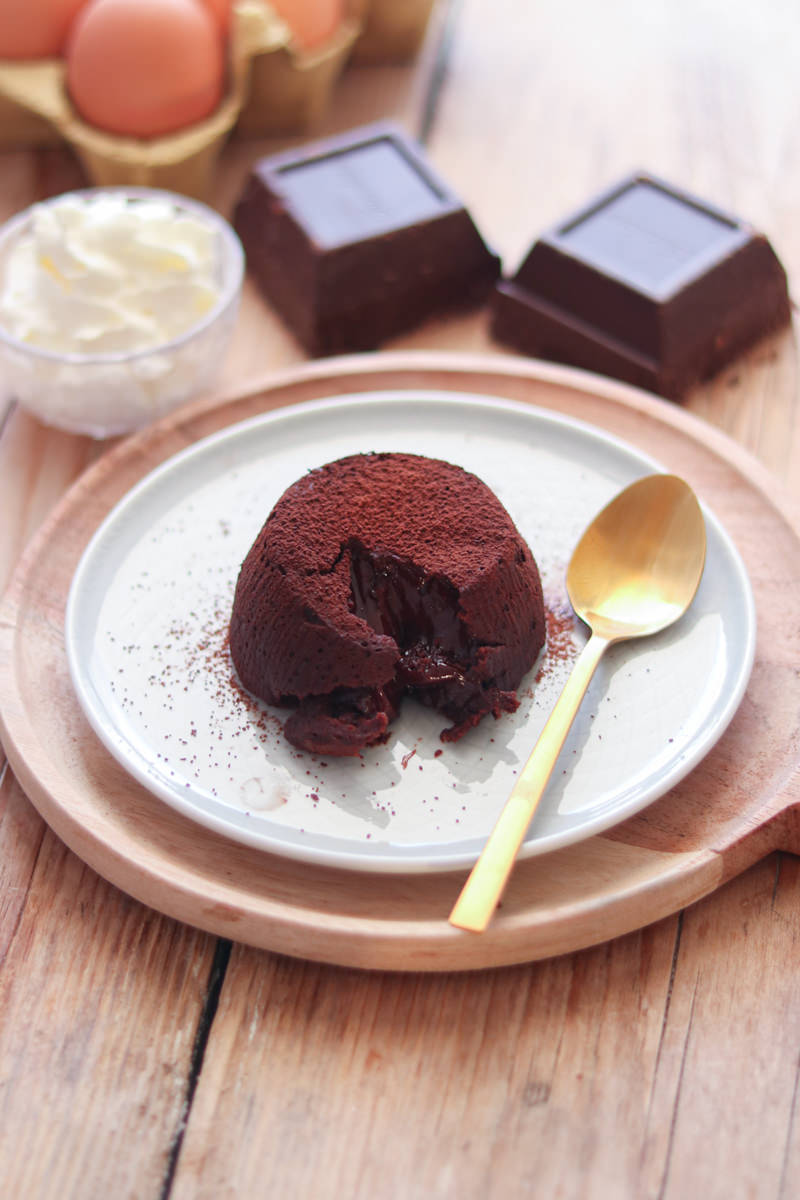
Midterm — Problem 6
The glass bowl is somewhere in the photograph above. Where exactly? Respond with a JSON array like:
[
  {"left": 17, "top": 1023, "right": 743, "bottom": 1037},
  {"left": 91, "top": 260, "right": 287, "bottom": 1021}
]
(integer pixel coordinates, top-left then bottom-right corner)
[{"left": 0, "top": 187, "right": 245, "bottom": 437}]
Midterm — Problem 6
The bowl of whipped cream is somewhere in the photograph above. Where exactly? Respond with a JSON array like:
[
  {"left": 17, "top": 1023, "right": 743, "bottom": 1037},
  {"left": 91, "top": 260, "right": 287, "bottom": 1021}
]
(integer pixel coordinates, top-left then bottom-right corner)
[{"left": 0, "top": 187, "right": 244, "bottom": 436}]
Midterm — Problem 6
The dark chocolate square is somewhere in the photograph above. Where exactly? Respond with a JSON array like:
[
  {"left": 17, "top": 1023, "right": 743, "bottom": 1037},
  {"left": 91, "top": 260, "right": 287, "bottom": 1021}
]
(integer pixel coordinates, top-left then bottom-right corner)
[
  {"left": 491, "top": 173, "right": 791, "bottom": 399},
  {"left": 234, "top": 122, "right": 500, "bottom": 356}
]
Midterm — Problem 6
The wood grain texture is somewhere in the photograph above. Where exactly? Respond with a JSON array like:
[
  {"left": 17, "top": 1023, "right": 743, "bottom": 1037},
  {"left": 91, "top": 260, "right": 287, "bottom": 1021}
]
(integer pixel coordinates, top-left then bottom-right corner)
[
  {"left": 172, "top": 855, "right": 800, "bottom": 1200},
  {"left": 0, "top": 764, "right": 44, "bottom": 964},
  {"left": 643, "top": 855, "right": 800, "bottom": 1199},
  {"left": 1, "top": 355, "right": 799, "bottom": 972},
  {"left": 0, "top": 775, "right": 221, "bottom": 1199},
  {"left": 171, "top": 924, "right": 681, "bottom": 1200}
]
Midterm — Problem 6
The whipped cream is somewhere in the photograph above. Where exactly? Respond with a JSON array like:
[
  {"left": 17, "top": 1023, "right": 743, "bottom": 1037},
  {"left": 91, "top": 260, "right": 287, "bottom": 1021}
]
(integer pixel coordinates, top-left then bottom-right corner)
[
  {"left": 0, "top": 189, "right": 243, "bottom": 436},
  {"left": 0, "top": 192, "right": 222, "bottom": 355}
]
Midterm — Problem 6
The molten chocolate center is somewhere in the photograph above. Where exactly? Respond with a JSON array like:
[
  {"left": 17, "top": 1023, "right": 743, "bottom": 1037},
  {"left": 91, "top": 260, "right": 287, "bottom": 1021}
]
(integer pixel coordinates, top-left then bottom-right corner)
[{"left": 347, "top": 540, "right": 472, "bottom": 690}]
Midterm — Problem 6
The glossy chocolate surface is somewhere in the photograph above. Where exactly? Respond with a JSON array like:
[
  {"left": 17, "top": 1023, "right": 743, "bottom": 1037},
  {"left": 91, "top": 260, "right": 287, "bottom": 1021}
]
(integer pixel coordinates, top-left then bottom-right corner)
[
  {"left": 348, "top": 542, "right": 468, "bottom": 663},
  {"left": 491, "top": 173, "right": 791, "bottom": 399},
  {"left": 270, "top": 139, "right": 447, "bottom": 247},
  {"left": 555, "top": 179, "right": 743, "bottom": 296}
]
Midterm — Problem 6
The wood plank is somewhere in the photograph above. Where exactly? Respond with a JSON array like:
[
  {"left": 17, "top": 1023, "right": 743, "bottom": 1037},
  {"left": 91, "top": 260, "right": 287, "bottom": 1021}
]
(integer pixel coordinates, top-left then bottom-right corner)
[
  {"left": 0, "top": 765, "right": 44, "bottom": 964},
  {"left": 643, "top": 854, "right": 800, "bottom": 1199},
  {"left": 172, "top": 856, "right": 800, "bottom": 1199},
  {"left": 0, "top": 777, "right": 221, "bottom": 1199},
  {"left": 0, "top": 414, "right": 225, "bottom": 1193},
  {"left": 170, "top": 921, "right": 678, "bottom": 1199}
]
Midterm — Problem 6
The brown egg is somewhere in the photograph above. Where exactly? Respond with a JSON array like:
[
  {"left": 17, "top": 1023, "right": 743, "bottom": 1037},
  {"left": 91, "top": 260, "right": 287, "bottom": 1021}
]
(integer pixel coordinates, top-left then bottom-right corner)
[
  {"left": 66, "top": 0, "right": 226, "bottom": 139},
  {"left": 270, "top": 0, "right": 343, "bottom": 50},
  {"left": 0, "top": 0, "right": 92, "bottom": 58},
  {"left": 197, "top": 0, "right": 231, "bottom": 35}
]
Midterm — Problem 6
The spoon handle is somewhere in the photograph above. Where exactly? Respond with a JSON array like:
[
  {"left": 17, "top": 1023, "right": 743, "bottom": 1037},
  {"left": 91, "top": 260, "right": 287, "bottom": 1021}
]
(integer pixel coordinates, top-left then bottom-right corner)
[{"left": 449, "top": 632, "right": 611, "bottom": 932}]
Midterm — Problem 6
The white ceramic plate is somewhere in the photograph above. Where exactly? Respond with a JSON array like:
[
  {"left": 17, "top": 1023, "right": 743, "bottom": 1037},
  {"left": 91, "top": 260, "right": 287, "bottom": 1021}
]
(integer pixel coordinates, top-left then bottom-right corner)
[{"left": 65, "top": 391, "right": 756, "bottom": 873}]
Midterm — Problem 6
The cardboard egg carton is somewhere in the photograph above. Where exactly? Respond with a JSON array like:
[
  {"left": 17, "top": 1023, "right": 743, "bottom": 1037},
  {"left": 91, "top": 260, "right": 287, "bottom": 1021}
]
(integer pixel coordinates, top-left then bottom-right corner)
[
  {"left": 0, "top": 0, "right": 437, "bottom": 199},
  {"left": 351, "top": 0, "right": 436, "bottom": 64},
  {"left": 235, "top": 1, "right": 361, "bottom": 137}
]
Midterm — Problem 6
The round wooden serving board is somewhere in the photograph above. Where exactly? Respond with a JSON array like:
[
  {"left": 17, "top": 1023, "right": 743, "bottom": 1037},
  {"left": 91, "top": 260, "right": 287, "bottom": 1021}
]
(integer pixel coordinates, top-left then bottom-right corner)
[{"left": 2, "top": 352, "right": 800, "bottom": 972}]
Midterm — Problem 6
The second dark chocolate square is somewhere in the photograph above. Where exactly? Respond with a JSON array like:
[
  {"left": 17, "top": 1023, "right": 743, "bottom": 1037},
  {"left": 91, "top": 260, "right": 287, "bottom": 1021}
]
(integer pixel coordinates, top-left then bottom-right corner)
[{"left": 491, "top": 173, "right": 791, "bottom": 399}]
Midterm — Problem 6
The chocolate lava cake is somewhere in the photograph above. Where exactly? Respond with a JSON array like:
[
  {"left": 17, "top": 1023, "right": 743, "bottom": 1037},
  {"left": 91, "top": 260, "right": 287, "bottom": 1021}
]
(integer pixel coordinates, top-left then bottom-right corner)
[{"left": 229, "top": 452, "right": 546, "bottom": 756}]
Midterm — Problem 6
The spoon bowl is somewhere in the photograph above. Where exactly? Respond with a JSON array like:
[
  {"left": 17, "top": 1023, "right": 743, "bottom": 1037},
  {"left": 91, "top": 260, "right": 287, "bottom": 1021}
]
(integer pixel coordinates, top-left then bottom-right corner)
[
  {"left": 567, "top": 473, "right": 708, "bottom": 640},
  {"left": 449, "top": 473, "right": 707, "bottom": 933}
]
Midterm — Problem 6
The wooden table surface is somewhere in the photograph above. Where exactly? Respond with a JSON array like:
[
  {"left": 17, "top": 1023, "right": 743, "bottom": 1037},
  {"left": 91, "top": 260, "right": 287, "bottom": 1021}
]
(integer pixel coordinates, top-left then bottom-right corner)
[{"left": 2, "top": 2, "right": 799, "bottom": 1196}]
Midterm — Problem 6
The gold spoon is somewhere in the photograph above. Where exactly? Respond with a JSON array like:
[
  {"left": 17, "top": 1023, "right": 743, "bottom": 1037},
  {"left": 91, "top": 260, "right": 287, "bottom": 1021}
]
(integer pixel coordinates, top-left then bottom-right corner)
[{"left": 449, "top": 472, "right": 707, "bottom": 933}]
